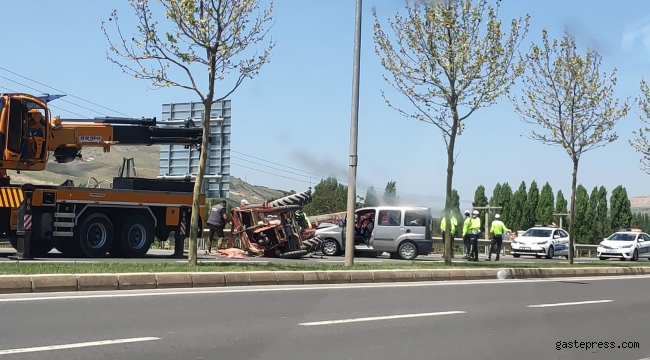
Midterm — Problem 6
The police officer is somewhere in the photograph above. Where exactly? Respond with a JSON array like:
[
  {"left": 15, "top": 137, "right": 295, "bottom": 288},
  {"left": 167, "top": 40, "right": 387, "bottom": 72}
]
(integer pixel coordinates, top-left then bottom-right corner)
[
  {"left": 440, "top": 211, "right": 457, "bottom": 257},
  {"left": 468, "top": 210, "right": 481, "bottom": 261},
  {"left": 461, "top": 210, "right": 471, "bottom": 259},
  {"left": 487, "top": 214, "right": 510, "bottom": 261}
]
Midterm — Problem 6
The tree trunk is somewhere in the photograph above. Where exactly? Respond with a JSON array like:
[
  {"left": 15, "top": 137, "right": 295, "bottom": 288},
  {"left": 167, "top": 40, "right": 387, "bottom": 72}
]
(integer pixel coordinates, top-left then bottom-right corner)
[
  {"left": 568, "top": 159, "right": 578, "bottom": 265},
  {"left": 187, "top": 98, "right": 214, "bottom": 266},
  {"left": 443, "top": 113, "right": 459, "bottom": 266}
]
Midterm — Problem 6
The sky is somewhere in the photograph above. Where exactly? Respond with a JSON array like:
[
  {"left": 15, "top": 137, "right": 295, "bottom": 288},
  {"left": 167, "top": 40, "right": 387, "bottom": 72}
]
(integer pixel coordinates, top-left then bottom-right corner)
[{"left": 2, "top": 0, "right": 650, "bottom": 211}]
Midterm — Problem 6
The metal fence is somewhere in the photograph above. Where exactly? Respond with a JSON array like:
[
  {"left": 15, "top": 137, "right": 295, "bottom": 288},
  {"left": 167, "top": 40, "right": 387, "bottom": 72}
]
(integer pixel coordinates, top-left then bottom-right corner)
[{"left": 155, "top": 230, "right": 601, "bottom": 258}]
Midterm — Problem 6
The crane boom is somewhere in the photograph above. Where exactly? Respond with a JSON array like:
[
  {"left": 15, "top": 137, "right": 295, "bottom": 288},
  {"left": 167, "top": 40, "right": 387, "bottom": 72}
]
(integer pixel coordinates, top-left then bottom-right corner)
[{"left": 0, "top": 92, "right": 204, "bottom": 177}]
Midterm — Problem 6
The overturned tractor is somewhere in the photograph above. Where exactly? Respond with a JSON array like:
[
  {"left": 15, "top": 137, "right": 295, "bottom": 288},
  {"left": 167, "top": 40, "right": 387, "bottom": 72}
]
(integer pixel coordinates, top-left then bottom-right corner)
[{"left": 229, "top": 190, "right": 325, "bottom": 259}]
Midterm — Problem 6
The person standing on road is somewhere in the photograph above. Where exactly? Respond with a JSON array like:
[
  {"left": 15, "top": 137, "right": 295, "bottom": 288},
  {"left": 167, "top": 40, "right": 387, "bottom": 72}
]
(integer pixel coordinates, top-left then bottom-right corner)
[
  {"left": 468, "top": 210, "right": 481, "bottom": 261},
  {"left": 440, "top": 211, "right": 457, "bottom": 257},
  {"left": 462, "top": 210, "right": 472, "bottom": 259},
  {"left": 487, "top": 214, "right": 510, "bottom": 261},
  {"left": 206, "top": 200, "right": 228, "bottom": 254}
]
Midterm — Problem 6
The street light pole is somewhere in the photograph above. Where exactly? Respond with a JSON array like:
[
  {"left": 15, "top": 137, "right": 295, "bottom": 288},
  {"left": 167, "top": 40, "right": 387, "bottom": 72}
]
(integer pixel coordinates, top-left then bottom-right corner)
[
  {"left": 553, "top": 212, "right": 569, "bottom": 229},
  {"left": 344, "top": 0, "right": 363, "bottom": 267}
]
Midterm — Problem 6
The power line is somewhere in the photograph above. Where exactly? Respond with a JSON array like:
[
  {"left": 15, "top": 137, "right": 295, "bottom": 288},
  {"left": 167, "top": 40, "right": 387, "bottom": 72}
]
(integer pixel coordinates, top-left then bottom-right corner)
[
  {"left": 230, "top": 162, "right": 312, "bottom": 184},
  {"left": 0, "top": 85, "right": 89, "bottom": 118},
  {"left": 230, "top": 155, "right": 318, "bottom": 180},
  {"left": 0, "top": 66, "right": 132, "bottom": 117},
  {"left": 231, "top": 150, "right": 472, "bottom": 203},
  {"left": 0, "top": 75, "right": 110, "bottom": 117},
  {"left": 231, "top": 150, "right": 325, "bottom": 178}
]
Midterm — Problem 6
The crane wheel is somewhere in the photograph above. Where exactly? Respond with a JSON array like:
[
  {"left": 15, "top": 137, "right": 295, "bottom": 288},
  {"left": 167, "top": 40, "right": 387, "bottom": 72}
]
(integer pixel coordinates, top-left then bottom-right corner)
[
  {"left": 76, "top": 213, "right": 114, "bottom": 258},
  {"left": 118, "top": 214, "right": 155, "bottom": 258}
]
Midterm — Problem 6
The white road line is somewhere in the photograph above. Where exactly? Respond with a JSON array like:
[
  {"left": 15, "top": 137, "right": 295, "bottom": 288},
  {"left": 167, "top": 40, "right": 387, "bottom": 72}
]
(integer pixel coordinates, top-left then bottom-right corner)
[
  {"left": 0, "top": 274, "right": 648, "bottom": 303},
  {"left": 527, "top": 300, "right": 614, "bottom": 308},
  {"left": 298, "top": 311, "right": 466, "bottom": 326},
  {"left": 317, "top": 260, "right": 383, "bottom": 263},
  {"left": 0, "top": 337, "right": 160, "bottom": 355},
  {"left": 175, "top": 260, "right": 270, "bottom": 264}
]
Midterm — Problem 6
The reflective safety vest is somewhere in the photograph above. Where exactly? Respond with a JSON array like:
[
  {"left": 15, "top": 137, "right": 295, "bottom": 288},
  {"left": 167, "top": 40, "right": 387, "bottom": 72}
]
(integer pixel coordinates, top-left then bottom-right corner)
[
  {"left": 462, "top": 217, "right": 471, "bottom": 236},
  {"left": 490, "top": 220, "right": 509, "bottom": 235},
  {"left": 440, "top": 216, "right": 457, "bottom": 233},
  {"left": 469, "top": 217, "right": 481, "bottom": 233}
]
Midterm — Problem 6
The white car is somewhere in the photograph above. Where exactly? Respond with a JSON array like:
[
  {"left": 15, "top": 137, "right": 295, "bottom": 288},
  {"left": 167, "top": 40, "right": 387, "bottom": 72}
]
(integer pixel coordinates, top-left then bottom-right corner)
[
  {"left": 597, "top": 228, "right": 650, "bottom": 261},
  {"left": 510, "top": 225, "right": 570, "bottom": 259}
]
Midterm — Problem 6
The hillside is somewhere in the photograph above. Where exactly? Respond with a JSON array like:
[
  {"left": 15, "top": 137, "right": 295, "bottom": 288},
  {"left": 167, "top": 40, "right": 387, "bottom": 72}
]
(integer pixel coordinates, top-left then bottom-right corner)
[
  {"left": 630, "top": 195, "right": 650, "bottom": 213},
  {"left": 9, "top": 145, "right": 287, "bottom": 203}
]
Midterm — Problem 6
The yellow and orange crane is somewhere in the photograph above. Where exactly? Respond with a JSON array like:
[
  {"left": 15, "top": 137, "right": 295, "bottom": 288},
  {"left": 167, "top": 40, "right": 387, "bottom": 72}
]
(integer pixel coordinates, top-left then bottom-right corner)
[{"left": 0, "top": 92, "right": 206, "bottom": 258}]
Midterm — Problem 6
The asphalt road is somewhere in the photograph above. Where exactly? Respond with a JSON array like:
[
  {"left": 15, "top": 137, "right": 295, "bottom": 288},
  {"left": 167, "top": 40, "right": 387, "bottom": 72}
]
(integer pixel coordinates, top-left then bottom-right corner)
[
  {"left": 0, "top": 247, "right": 616, "bottom": 265},
  {"left": 0, "top": 274, "right": 649, "bottom": 359}
]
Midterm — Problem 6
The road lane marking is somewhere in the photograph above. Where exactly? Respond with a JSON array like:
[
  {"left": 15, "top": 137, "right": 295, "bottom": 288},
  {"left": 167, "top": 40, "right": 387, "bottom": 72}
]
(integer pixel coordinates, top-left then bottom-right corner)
[
  {"left": 0, "top": 275, "right": 647, "bottom": 303},
  {"left": 317, "top": 260, "right": 383, "bottom": 263},
  {"left": 298, "top": 311, "right": 466, "bottom": 326},
  {"left": 527, "top": 300, "right": 614, "bottom": 308},
  {"left": 0, "top": 337, "right": 160, "bottom": 355}
]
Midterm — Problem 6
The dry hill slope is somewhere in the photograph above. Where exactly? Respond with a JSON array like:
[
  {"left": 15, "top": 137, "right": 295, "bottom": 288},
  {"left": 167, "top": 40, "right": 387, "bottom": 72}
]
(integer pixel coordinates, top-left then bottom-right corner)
[
  {"left": 10, "top": 145, "right": 287, "bottom": 203},
  {"left": 630, "top": 195, "right": 650, "bottom": 213}
]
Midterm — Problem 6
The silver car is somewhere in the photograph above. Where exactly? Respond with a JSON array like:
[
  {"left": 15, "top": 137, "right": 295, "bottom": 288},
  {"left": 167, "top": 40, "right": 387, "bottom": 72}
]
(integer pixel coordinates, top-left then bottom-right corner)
[{"left": 313, "top": 206, "right": 433, "bottom": 260}]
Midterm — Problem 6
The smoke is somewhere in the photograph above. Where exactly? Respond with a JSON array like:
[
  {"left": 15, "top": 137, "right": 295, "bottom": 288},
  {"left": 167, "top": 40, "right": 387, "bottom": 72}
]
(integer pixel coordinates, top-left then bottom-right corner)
[
  {"left": 290, "top": 151, "right": 374, "bottom": 190},
  {"left": 563, "top": 21, "right": 612, "bottom": 57}
]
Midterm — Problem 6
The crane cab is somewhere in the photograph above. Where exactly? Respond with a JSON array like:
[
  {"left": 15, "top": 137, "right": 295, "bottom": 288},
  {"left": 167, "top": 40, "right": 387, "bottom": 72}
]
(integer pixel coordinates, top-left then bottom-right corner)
[{"left": 0, "top": 94, "right": 49, "bottom": 172}]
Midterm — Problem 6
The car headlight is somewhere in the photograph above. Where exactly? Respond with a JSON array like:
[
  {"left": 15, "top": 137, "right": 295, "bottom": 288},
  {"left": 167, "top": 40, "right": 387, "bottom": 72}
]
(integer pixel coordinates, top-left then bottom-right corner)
[
  {"left": 535, "top": 241, "right": 547, "bottom": 245},
  {"left": 621, "top": 244, "right": 633, "bottom": 248}
]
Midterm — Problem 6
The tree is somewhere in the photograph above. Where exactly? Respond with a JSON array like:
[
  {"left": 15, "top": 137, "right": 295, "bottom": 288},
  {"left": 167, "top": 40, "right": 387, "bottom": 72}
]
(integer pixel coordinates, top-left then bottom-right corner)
[
  {"left": 364, "top": 187, "right": 379, "bottom": 207},
  {"left": 510, "top": 30, "right": 630, "bottom": 263},
  {"left": 555, "top": 190, "right": 568, "bottom": 226},
  {"left": 496, "top": 182, "right": 513, "bottom": 223},
  {"left": 585, "top": 186, "right": 598, "bottom": 243},
  {"left": 610, "top": 185, "right": 632, "bottom": 231},
  {"left": 537, "top": 182, "right": 554, "bottom": 225},
  {"left": 630, "top": 79, "right": 650, "bottom": 174},
  {"left": 489, "top": 183, "right": 502, "bottom": 218},
  {"left": 102, "top": 0, "right": 276, "bottom": 265},
  {"left": 372, "top": 0, "right": 529, "bottom": 265},
  {"left": 595, "top": 186, "right": 609, "bottom": 241},
  {"left": 574, "top": 185, "right": 590, "bottom": 244},
  {"left": 303, "top": 177, "right": 347, "bottom": 215},
  {"left": 523, "top": 180, "right": 539, "bottom": 229},
  {"left": 383, "top": 180, "right": 398, "bottom": 205},
  {"left": 510, "top": 181, "right": 527, "bottom": 231},
  {"left": 473, "top": 185, "right": 488, "bottom": 224}
]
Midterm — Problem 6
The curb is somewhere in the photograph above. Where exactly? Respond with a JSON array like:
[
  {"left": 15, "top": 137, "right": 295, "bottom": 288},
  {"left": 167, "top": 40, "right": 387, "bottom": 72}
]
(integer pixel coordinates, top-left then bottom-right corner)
[{"left": 0, "top": 267, "right": 647, "bottom": 294}]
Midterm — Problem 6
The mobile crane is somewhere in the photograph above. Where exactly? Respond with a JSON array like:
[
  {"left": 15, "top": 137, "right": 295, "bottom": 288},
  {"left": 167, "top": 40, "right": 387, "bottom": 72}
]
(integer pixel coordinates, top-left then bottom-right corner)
[{"left": 0, "top": 92, "right": 206, "bottom": 258}]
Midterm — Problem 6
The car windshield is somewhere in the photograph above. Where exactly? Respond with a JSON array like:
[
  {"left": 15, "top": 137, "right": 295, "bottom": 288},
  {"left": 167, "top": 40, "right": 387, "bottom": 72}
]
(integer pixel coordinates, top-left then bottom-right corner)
[
  {"left": 607, "top": 233, "right": 636, "bottom": 241},
  {"left": 522, "top": 229, "right": 552, "bottom": 237}
]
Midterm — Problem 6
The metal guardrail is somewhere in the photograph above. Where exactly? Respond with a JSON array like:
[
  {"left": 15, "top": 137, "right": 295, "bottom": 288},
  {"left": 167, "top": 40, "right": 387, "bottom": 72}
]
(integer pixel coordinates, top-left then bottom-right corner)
[{"left": 192, "top": 231, "right": 600, "bottom": 257}]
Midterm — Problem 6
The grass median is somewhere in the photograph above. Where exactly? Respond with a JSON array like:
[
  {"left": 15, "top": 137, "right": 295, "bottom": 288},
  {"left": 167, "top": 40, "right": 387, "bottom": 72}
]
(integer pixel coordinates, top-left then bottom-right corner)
[{"left": 0, "top": 260, "right": 649, "bottom": 275}]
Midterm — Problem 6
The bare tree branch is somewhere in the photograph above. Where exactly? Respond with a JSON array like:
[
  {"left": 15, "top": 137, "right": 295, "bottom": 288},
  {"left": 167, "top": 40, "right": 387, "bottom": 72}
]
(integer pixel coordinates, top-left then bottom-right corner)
[
  {"left": 509, "top": 29, "right": 630, "bottom": 264},
  {"left": 101, "top": 0, "right": 275, "bottom": 265},
  {"left": 372, "top": 0, "right": 530, "bottom": 266},
  {"left": 630, "top": 78, "right": 650, "bottom": 174}
]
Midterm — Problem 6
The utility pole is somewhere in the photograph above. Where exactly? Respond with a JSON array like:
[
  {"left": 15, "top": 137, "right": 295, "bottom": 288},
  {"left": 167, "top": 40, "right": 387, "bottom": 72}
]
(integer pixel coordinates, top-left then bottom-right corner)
[
  {"left": 553, "top": 212, "right": 569, "bottom": 229},
  {"left": 472, "top": 205, "right": 502, "bottom": 240},
  {"left": 344, "top": 0, "right": 362, "bottom": 267}
]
